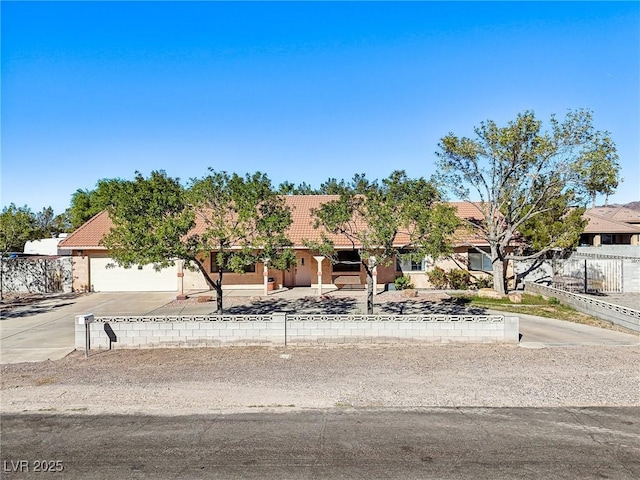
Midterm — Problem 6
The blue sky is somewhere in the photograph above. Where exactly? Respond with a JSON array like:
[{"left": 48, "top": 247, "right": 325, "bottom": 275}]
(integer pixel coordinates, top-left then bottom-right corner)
[{"left": 2, "top": 1, "right": 639, "bottom": 214}]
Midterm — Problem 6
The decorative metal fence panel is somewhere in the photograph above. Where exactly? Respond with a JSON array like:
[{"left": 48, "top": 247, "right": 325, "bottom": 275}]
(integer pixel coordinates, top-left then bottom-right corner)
[
  {"left": 95, "top": 314, "right": 505, "bottom": 323},
  {"left": 554, "top": 257, "right": 623, "bottom": 293},
  {"left": 287, "top": 314, "right": 504, "bottom": 323},
  {"left": 95, "top": 315, "right": 274, "bottom": 323}
]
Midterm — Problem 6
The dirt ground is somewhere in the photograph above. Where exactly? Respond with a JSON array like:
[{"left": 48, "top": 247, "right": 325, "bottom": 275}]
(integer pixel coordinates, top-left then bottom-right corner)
[{"left": 2, "top": 345, "right": 638, "bottom": 416}]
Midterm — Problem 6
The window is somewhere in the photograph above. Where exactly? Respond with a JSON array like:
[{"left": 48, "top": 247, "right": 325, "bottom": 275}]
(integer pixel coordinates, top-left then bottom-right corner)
[
  {"left": 468, "top": 249, "right": 492, "bottom": 272},
  {"left": 601, "top": 234, "right": 613, "bottom": 245},
  {"left": 333, "top": 250, "right": 361, "bottom": 272},
  {"left": 396, "top": 250, "right": 425, "bottom": 272},
  {"left": 396, "top": 257, "right": 425, "bottom": 272},
  {"left": 210, "top": 253, "right": 256, "bottom": 273}
]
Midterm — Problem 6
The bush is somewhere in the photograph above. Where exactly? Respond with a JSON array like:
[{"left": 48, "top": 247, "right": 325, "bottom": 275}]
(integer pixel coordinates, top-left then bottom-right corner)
[
  {"left": 475, "top": 276, "right": 493, "bottom": 289},
  {"left": 426, "top": 267, "right": 449, "bottom": 289},
  {"left": 394, "top": 275, "right": 414, "bottom": 290},
  {"left": 548, "top": 297, "right": 560, "bottom": 305},
  {"left": 448, "top": 269, "right": 470, "bottom": 290}
]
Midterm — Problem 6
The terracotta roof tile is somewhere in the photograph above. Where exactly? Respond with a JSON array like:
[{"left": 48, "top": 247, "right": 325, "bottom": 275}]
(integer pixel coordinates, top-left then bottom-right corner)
[
  {"left": 586, "top": 206, "right": 640, "bottom": 225},
  {"left": 60, "top": 197, "right": 490, "bottom": 250},
  {"left": 58, "top": 211, "right": 112, "bottom": 249},
  {"left": 583, "top": 211, "right": 640, "bottom": 234}
]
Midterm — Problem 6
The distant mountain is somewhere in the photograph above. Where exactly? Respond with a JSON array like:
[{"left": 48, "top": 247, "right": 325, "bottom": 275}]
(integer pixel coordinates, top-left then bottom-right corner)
[{"left": 597, "top": 201, "right": 640, "bottom": 211}]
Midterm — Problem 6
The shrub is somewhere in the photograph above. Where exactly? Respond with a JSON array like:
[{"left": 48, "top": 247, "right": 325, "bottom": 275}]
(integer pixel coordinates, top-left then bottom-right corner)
[
  {"left": 548, "top": 297, "right": 560, "bottom": 305},
  {"left": 475, "top": 276, "right": 493, "bottom": 289},
  {"left": 426, "top": 267, "right": 449, "bottom": 289},
  {"left": 394, "top": 275, "right": 414, "bottom": 290},
  {"left": 448, "top": 269, "right": 471, "bottom": 290}
]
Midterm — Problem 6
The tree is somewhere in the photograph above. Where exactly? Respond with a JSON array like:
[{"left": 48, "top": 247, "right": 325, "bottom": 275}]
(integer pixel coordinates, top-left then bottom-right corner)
[
  {"left": 189, "top": 170, "right": 296, "bottom": 313},
  {"left": 66, "top": 179, "right": 127, "bottom": 229},
  {"left": 435, "top": 109, "right": 620, "bottom": 294},
  {"left": 35, "top": 207, "right": 71, "bottom": 237},
  {"left": 0, "top": 204, "right": 39, "bottom": 299},
  {"left": 102, "top": 170, "right": 295, "bottom": 314},
  {"left": 101, "top": 170, "right": 196, "bottom": 290},
  {"left": 308, "top": 171, "right": 458, "bottom": 313},
  {"left": 278, "top": 181, "right": 316, "bottom": 195}
]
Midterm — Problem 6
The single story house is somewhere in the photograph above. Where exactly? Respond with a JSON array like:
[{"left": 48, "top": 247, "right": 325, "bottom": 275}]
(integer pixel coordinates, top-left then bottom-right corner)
[
  {"left": 59, "top": 196, "right": 498, "bottom": 293},
  {"left": 580, "top": 206, "right": 640, "bottom": 247}
]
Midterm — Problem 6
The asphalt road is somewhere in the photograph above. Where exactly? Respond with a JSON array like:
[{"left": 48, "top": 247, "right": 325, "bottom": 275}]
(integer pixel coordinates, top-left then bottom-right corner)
[{"left": 2, "top": 408, "right": 639, "bottom": 479}]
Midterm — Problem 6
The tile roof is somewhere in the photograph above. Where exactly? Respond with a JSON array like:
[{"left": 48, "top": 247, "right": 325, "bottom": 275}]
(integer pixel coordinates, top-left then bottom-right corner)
[
  {"left": 586, "top": 206, "right": 640, "bottom": 225},
  {"left": 58, "top": 211, "right": 111, "bottom": 249},
  {"left": 59, "top": 197, "right": 490, "bottom": 250},
  {"left": 583, "top": 210, "right": 640, "bottom": 234}
]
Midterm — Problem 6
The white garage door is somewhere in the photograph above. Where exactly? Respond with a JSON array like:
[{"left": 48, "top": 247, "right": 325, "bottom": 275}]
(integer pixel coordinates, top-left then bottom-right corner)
[{"left": 90, "top": 257, "right": 177, "bottom": 292}]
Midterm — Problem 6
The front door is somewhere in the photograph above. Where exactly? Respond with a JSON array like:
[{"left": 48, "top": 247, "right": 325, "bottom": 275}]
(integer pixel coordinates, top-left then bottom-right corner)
[{"left": 295, "top": 255, "right": 311, "bottom": 286}]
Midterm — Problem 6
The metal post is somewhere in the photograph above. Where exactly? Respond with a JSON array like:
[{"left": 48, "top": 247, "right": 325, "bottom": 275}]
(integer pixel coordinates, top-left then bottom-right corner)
[
  {"left": 85, "top": 323, "right": 90, "bottom": 358},
  {"left": 77, "top": 314, "right": 94, "bottom": 359},
  {"left": 584, "top": 259, "right": 588, "bottom": 293}
]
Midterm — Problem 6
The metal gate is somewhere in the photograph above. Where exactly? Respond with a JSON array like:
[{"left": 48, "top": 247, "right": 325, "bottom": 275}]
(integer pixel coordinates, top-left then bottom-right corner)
[{"left": 553, "top": 257, "right": 622, "bottom": 293}]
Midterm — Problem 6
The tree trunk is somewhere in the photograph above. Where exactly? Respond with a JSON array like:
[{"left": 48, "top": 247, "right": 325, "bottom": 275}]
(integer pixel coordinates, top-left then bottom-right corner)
[
  {"left": 492, "top": 258, "right": 507, "bottom": 295},
  {"left": 363, "top": 262, "right": 374, "bottom": 314},
  {"left": 490, "top": 244, "right": 507, "bottom": 295},
  {"left": 192, "top": 257, "right": 224, "bottom": 313},
  {"left": 214, "top": 278, "right": 223, "bottom": 314},
  {"left": 0, "top": 256, "right": 4, "bottom": 301}
]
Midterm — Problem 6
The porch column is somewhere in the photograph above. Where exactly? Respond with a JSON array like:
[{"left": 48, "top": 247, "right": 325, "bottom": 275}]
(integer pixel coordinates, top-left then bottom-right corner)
[
  {"left": 263, "top": 260, "right": 270, "bottom": 296},
  {"left": 314, "top": 256, "right": 325, "bottom": 296},
  {"left": 176, "top": 260, "right": 186, "bottom": 300}
]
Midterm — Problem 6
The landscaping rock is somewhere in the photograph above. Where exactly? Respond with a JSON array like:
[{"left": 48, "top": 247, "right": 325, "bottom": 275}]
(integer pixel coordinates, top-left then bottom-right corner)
[
  {"left": 508, "top": 293, "right": 522, "bottom": 303},
  {"left": 478, "top": 288, "right": 505, "bottom": 300},
  {"left": 401, "top": 289, "right": 418, "bottom": 298},
  {"left": 197, "top": 296, "right": 213, "bottom": 303}
]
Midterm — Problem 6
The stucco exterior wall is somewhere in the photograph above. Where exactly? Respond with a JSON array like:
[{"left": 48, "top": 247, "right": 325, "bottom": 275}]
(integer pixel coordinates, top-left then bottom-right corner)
[{"left": 71, "top": 252, "right": 92, "bottom": 292}]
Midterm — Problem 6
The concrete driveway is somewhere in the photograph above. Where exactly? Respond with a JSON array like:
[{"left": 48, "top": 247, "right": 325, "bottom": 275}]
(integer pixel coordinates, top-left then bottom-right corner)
[
  {"left": 2, "top": 290, "right": 638, "bottom": 364},
  {"left": 514, "top": 311, "right": 638, "bottom": 347},
  {"left": 0, "top": 292, "right": 176, "bottom": 364}
]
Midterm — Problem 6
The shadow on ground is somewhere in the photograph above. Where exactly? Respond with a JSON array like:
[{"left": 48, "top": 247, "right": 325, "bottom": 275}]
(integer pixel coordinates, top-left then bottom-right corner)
[
  {"left": 378, "top": 297, "right": 487, "bottom": 315},
  {"left": 0, "top": 293, "right": 81, "bottom": 319},
  {"left": 225, "top": 296, "right": 359, "bottom": 315},
  {"left": 222, "top": 295, "right": 488, "bottom": 316}
]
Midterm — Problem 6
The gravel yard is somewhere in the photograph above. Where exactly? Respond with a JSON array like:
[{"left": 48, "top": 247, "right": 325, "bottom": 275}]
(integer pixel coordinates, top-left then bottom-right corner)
[{"left": 2, "top": 345, "right": 638, "bottom": 416}]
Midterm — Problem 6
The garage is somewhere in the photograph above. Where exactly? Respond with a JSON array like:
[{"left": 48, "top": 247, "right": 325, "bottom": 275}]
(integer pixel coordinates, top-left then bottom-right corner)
[{"left": 89, "top": 257, "right": 177, "bottom": 292}]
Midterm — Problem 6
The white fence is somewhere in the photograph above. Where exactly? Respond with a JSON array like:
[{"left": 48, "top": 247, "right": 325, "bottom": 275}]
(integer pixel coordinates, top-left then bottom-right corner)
[
  {"left": 516, "top": 253, "right": 640, "bottom": 293},
  {"left": 76, "top": 313, "right": 519, "bottom": 349}
]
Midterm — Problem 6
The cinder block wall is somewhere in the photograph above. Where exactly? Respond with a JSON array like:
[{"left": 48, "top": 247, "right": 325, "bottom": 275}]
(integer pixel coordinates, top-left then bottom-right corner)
[
  {"left": 286, "top": 319, "right": 518, "bottom": 345},
  {"left": 75, "top": 314, "right": 519, "bottom": 350},
  {"left": 76, "top": 314, "right": 285, "bottom": 349}
]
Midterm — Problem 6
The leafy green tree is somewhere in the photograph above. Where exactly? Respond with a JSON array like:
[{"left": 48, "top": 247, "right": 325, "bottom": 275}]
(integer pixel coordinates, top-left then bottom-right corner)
[
  {"left": 35, "top": 207, "right": 71, "bottom": 237},
  {"left": 66, "top": 179, "right": 127, "bottom": 229},
  {"left": 101, "top": 171, "right": 196, "bottom": 288},
  {"left": 1, "top": 204, "right": 40, "bottom": 253},
  {"left": 435, "top": 109, "right": 620, "bottom": 294},
  {"left": 308, "top": 171, "right": 458, "bottom": 313},
  {"left": 278, "top": 181, "right": 316, "bottom": 195},
  {"left": 189, "top": 170, "right": 296, "bottom": 313},
  {"left": 103, "top": 170, "right": 295, "bottom": 314}
]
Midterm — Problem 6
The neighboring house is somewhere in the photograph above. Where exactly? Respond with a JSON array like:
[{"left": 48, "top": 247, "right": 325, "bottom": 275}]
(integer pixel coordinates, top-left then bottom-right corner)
[
  {"left": 580, "top": 206, "right": 640, "bottom": 247},
  {"left": 23, "top": 234, "right": 72, "bottom": 256},
  {"left": 59, "top": 196, "right": 496, "bottom": 293},
  {"left": 515, "top": 205, "right": 640, "bottom": 293}
]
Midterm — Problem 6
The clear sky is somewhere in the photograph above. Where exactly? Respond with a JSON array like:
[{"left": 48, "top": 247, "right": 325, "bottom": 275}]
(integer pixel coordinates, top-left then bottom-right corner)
[{"left": 2, "top": 1, "right": 639, "bottom": 215}]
